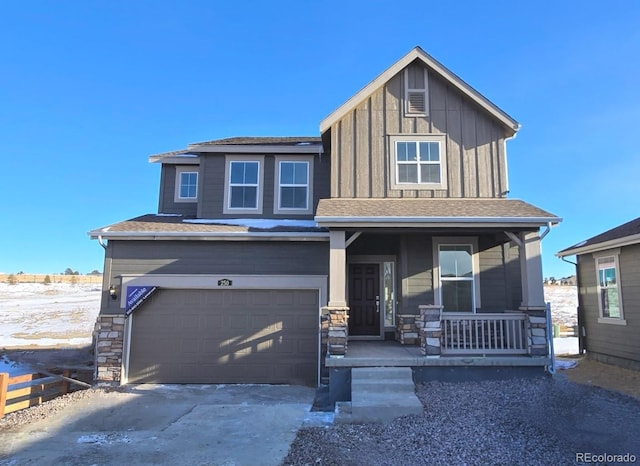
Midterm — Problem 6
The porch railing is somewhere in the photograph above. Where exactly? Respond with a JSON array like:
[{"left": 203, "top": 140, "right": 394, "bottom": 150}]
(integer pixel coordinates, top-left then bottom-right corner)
[{"left": 441, "top": 312, "right": 528, "bottom": 355}]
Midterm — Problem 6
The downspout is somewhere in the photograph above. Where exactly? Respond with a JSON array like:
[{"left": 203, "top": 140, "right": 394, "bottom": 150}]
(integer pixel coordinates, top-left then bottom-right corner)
[
  {"left": 546, "top": 301, "right": 555, "bottom": 374},
  {"left": 97, "top": 235, "right": 107, "bottom": 250}
]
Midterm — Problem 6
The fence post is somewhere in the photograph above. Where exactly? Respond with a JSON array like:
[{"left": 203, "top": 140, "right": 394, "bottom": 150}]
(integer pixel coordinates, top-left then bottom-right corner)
[
  {"left": 0, "top": 372, "right": 8, "bottom": 418},
  {"left": 61, "top": 370, "right": 70, "bottom": 394}
]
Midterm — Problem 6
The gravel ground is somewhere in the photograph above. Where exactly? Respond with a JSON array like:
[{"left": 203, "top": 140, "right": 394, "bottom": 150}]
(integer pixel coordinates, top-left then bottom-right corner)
[
  {"left": 0, "top": 387, "right": 106, "bottom": 433},
  {"left": 283, "top": 376, "right": 640, "bottom": 465}
]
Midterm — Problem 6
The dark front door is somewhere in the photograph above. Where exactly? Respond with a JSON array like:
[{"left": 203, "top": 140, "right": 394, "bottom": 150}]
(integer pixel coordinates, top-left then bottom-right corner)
[{"left": 348, "top": 263, "right": 380, "bottom": 336}]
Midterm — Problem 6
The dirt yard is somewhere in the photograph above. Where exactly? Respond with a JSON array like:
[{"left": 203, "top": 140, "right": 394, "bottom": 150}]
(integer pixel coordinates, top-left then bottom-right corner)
[{"left": 559, "top": 356, "right": 640, "bottom": 400}]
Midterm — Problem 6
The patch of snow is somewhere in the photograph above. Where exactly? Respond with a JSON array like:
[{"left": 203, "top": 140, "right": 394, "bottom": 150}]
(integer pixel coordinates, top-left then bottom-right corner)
[
  {"left": 183, "top": 218, "right": 318, "bottom": 228},
  {"left": 156, "top": 213, "right": 183, "bottom": 217},
  {"left": 76, "top": 433, "right": 132, "bottom": 445},
  {"left": 0, "top": 282, "right": 101, "bottom": 348},
  {"left": 553, "top": 337, "right": 579, "bottom": 355},
  {"left": 555, "top": 359, "right": 578, "bottom": 370},
  {"left": 545, "top": 285, "right": 578, "bottom": 327}
]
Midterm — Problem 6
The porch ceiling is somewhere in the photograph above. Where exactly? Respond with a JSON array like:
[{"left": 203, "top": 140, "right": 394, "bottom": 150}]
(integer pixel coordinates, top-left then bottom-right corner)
[{"left": 315, "top": 198, "right": 561, "bottom": 228}]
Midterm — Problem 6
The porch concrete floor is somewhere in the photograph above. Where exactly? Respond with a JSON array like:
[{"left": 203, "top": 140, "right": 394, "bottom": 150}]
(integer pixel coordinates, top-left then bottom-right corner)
[{"left": 325, "top": 341, "right": 550, "bottom": 368}]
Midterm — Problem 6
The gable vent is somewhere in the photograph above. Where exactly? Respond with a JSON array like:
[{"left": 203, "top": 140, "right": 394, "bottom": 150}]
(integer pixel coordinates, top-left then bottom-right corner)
[{"left": 407, "top": 91, "right": 426, "bottom": 114}]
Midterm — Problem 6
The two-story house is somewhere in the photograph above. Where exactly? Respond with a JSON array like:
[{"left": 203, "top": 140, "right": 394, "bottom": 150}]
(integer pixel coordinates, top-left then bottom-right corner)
[{"left": 90, "top": 47, "right": 560, "bottom": 387}]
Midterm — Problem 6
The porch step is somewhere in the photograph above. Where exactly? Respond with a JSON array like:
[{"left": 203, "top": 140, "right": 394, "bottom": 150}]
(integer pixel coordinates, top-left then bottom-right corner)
[{"left": 336, "top": 367, "right": 423, "bottom": 423}]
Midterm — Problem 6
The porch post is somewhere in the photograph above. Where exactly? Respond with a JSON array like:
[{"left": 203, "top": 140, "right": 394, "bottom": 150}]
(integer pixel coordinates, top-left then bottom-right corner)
[
  {"left": 328, "top": 230, "right": 347, "bottom": 307},
  {"left": 518, "top": 231, "right": 546, "bottom": 311}
]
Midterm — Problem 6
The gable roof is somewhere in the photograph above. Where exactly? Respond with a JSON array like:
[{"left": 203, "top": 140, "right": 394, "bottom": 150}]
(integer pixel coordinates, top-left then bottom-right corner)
[
  {"left": 557, "top": 217, "right": 640, "bottom": 257},
  {"left": 315, "top": 198, "right": 560, "bottom": 228},
  {"left": 319, "top": 46, "right": 520, "bottom": 135}
]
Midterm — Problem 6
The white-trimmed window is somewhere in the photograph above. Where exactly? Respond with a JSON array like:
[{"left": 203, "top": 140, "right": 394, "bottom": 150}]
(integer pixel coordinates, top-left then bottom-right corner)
[
  {"left": 433, "top": 237, "right": 481, "bottom": 312},
  {"left": 174, "top": 167, "right": 198, "bottom": 202},
  {"left": 274, "top": 156, "right": 313, "bottom": 215},
  {"left": 594, "top": 250, "right": 626, "bottom": 325},
  {"left": 404, "top": 64, "right": 428, "bottom": 116},
  {"left": 223, "top": 156, "right": 264, "bottom": 214},
  {"left": 389, "top": 134, "right": 447, "bottom": 191}
]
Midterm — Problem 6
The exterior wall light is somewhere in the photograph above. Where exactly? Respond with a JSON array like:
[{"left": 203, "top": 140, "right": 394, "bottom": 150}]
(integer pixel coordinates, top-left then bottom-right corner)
[{"left": 109, "top": 285, "right": 118, "bottom": 300}]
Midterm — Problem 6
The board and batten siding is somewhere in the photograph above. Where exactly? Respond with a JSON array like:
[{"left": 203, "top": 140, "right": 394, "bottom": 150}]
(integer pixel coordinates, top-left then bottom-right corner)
[
  {"left": 330, "top": 63, "right": 508, "bottom": 199},
  {"left": 100, "top": 240, "right": 329, "bottom": 314},
  {"left": 478, "top": 238, "right": 522, "bottom": 311},
  {"left": 577, "top": 244, "right": 640, "bottom": 366}
]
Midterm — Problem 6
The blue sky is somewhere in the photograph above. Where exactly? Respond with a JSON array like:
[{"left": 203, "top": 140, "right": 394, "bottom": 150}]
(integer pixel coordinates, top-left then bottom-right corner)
[{"left": 1, "top": 1, "right": 639, "bottom": 278}]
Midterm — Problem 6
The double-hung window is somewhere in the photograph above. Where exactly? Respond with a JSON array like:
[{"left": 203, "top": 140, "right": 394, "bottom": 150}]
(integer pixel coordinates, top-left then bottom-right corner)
[
  {"left": 274, "top": 156, "right": 313, "bottom": 214},
  {"left": 174, "top": 166, "right": 198, "bottom": 202},
  {"left": 433, "top": 238, "right": 481, "bottom": 312},
  {"left": 594, "top": 250, "right": 626, "bottom": 324},
  {"left": 224, "top": 157, "right": 264, "bottom": 213},
  {"left": 389, "top": 134, "right": 447, "bottom": 191}
]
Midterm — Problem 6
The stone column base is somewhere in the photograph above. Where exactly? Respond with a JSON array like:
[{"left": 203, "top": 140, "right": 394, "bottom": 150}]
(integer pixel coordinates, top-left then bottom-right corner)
[
  {"left": 323, "top": 306, "right": 349, "bottom": 358},
  {"left": 419, "top": 305, "right": 443, "bottom": 357},
  {"left": 94, "top": 315, "right": 125, "bottom": 383}
]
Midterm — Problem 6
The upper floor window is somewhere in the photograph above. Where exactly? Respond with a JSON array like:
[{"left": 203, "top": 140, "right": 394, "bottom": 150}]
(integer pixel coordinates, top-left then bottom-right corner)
[
  {"left": 274, "top": 156, "right": 314, "bottom": 215},
  {"left": 174, "top": 167, "right": 198, "bottom": 202},
  {"left": 404, "top": 64, "right": 428, "bottom": 116},
  {"left": 224, "top": 156, "right": 264, "bottom": 214},
  {"left": 389, "top": 134, "right": 447, "bottom": 191},
  {"left": 594, "top": 250, "right": 626, "bottom": 325}
]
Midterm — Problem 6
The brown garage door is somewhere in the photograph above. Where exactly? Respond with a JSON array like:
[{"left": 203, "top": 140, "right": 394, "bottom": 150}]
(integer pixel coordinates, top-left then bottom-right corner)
[{"left": 127, "top": 288, "right": 319, "bottom": 385}]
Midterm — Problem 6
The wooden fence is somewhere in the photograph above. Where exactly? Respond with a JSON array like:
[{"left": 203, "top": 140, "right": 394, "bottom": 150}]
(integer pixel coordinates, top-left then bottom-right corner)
[
  {"left": 0, "top": 273, "right": 102, "bottom": 285},
  {"left": 0, "top": 370, "right": 91, "bottom": 418}
]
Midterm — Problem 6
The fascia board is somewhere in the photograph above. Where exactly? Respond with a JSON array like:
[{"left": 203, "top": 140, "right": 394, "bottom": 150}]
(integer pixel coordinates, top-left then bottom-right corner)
[
  {"left": 88, "top": 231, "right": 330, "bottom": 241},
  {"left": 556, "top": 233, "right": 640, "bottom": 257},
  {"left": 314, "top": 216, "right": 562, "bottom": 228}
]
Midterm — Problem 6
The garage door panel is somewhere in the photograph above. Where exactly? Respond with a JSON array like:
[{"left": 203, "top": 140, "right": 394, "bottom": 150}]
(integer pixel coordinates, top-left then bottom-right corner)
[{"left": 128, "top": 288, "right": 319, "bottom": 385}]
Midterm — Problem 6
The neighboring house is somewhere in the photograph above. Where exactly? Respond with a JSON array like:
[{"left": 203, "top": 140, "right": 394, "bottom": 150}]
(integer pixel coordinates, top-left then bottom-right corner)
[
  {"left": 557, "top": 217, "right": 640, "bottom": 370},
  {"left": 90, "top": 47, "right": 561, "bottom": 387}
]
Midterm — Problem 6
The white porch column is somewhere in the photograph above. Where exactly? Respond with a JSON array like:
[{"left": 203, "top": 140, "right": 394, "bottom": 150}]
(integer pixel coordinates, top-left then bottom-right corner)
[
  {"left": 328, "top": 230, "right": 347, "bottom": 307},
  {"left": 519, "top": 231, "right": 546, "bottom": 311}
]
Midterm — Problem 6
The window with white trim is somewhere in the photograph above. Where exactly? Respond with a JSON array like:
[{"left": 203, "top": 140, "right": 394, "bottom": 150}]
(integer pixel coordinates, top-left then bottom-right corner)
[
  {"left": 174, "top": 167, "right": 198, "bottom": 202},
  {"left": 594, "top": 251, "right": 626, "bottom": 324},
  {"left": 389, "top": 134, "right": 447, "bottom": 191},
  {"left": 433, "top": 237, "right": 481, "bottom": 312},
  {"left": 223, "top": 156, "right": 264, "bottom": 214},
  {"left": 404, "top": 64, "right": 428, "bottom": 116},
  {"left": 279, "top": 161, "right": 308, "bottom": 209},
  {"left": 273, "top": 156, "right": 313, "bottom": 215}
]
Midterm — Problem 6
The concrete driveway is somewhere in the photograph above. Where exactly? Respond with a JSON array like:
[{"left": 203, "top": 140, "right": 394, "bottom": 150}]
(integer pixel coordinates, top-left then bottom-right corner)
[{"left": 0, "top": 384, "right": 316, "bottom": 465}]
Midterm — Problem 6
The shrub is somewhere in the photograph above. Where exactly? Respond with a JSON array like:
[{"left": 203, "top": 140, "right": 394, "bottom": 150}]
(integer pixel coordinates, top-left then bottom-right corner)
[
  {"left": 6, "top": 273, "right": 17, "bottom": 285},
  {"left": 43, "top": 275, "right": 51, "bottom": 285}
]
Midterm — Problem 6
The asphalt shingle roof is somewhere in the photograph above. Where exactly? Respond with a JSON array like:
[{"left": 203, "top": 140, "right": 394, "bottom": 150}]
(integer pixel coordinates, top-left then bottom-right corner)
[
  {"left": 315, "top": 198, "right": 559, "bottom": 221},
  {"left": 558, "top": 216, "right": 640, "bottom": 255}
]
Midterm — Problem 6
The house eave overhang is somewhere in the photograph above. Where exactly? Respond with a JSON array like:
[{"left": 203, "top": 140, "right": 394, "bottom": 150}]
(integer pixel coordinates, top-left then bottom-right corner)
[
  {"left": 556, "top": 233, "right": 640, "bottom": 258},
  {"left": 319, "top": 46, "right": 520, "bottom": 135},
  {"left": 186, "top": 144, "right": 323, "bottom": 154},
  {"left": 149, "top": 155, "right": 200, "bottom": 164},
  {"left": 89, "top": 230, "right": 330, "bottom": 241},
  {"left": 315, "top": 216, "right": 562, "bottom": 229}
]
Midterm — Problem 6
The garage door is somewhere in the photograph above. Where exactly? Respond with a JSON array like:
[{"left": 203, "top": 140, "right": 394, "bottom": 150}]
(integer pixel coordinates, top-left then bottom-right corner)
[{"left": 127, "top": 288, "right": 319, "bottom": 385}]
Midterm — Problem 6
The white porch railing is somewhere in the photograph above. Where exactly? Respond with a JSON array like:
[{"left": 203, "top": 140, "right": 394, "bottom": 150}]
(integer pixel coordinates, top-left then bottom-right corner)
[{"left": 441, "top": 312, "right": 528, "bottom": 355}]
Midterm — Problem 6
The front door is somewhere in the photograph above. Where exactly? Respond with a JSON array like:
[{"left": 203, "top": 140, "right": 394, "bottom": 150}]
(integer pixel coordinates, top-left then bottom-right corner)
[{"left": 348, "top": 263, "right": 380, "bottom": 336}]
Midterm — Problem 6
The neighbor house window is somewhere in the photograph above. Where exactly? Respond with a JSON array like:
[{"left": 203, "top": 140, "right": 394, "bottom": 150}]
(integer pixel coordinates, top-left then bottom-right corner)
[
  {"left": 174, "top": 167, "right": 198, "bottom": 202},
  {"left": 389, "top": 135, "right": 447, "bottom": 191},
  {"left": 594, "top": 250, "right": 626, "bottom": 324},
  {"left": 433, "top": 238, "right": 481, "bottom": 312},
  {"left": 223, "top": 156, "right": 264, "bottom": 214},
  {"left": 273, "top": 156, "right": 314, "bottom": 214}
]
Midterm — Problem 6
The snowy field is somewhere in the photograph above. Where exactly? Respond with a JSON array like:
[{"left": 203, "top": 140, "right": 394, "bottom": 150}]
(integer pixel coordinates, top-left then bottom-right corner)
[
  {"left": 0, "top": 283, "right": 577, "bottom": 351},
  {"left": 0, "top": 282, "right": 101, "bottom": 348}
]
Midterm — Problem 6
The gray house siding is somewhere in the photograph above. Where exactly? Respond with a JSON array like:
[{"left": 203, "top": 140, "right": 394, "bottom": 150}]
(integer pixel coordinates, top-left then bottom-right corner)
[
  {"left": 329, "top": 63, "right": 507, "bottom": 199},
  {"left": 100, "top": 240, "right": 329, "bottom": 315},
  {"left": 577, "top": 244, "right": 640, "bottom": 368},
  {"left": 478, "top": 238, "right": 522, "bottom": 311},
  {"left": 196, "top": 153, "right": 330, "bottom": 219},
  {"left": 158, "top": 164, "right": 198, "bottom": 217}
]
